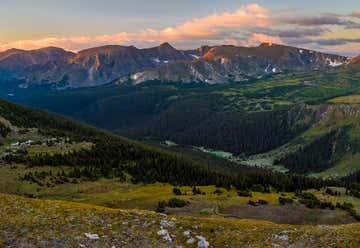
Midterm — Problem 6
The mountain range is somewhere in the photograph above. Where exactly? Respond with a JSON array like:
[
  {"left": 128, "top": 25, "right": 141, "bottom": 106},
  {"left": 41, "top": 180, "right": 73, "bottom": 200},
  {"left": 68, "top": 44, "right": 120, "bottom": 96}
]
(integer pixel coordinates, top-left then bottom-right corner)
[{"left": 0, "top": 42, "right": 354, "bottom": 89}]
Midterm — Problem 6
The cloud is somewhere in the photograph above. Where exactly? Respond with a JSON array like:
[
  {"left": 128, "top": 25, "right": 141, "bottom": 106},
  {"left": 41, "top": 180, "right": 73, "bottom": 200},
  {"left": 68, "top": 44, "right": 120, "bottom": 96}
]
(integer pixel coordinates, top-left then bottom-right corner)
[
  {"left": 251, "top": 27, "right": 326, "bottom": 38},
  {"left": 247, "top": 33, "right": 282, "bottom": 45},
  {"left": 0, "top": 3, "right": 360, "bottom": 55},
  {"left": 1, "top": 4, "right": 274, "bottom": 51},
  {"left": 0, "top": 36, "right": 93, "bottom": 52},
  {"left": 96, "top": 4, "right": 272, "bottom": 44},
  {"left": 352, "top": 11, "right": 360, "bottom": 18},
  {"left": 278, "top": 14, "right": 355, "bottom": 26},
  {"left": 314, "top": 38, "right": 360, "bottom": 46}
]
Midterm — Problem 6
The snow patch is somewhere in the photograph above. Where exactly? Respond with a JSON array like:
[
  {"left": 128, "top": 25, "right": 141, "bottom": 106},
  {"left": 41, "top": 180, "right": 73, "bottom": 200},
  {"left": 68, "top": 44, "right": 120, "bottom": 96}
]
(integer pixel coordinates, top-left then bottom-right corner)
[
  {"left": 326, "top": 58, "right": 343, "bottom": 67},
  {"left": 131, "top": 72, "right": 143, "bottom": 81}
]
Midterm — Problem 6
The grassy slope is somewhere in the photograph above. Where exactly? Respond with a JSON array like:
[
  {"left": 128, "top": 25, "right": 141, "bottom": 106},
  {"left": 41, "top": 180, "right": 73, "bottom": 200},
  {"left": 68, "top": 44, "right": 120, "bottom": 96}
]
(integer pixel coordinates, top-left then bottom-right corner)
[
  {"left": 1, "top": 193, "right": 360, "bottom": 248},
  {"left": 1, "top": 163, "right": 359, "bottom": 225}
]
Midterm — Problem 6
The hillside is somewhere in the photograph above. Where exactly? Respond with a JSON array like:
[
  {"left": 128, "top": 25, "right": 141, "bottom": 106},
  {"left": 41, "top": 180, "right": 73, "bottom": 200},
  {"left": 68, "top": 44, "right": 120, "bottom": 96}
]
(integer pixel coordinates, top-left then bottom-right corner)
[{"left": 1, "top": 194, "right": 360, "bottom": 248}]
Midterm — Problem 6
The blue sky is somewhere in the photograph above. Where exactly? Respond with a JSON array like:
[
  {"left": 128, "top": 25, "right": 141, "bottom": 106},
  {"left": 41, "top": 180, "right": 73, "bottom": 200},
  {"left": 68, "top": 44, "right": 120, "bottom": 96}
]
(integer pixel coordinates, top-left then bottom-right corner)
[{"left": 0, "top": 1, "right": 359, "bottom": 55}]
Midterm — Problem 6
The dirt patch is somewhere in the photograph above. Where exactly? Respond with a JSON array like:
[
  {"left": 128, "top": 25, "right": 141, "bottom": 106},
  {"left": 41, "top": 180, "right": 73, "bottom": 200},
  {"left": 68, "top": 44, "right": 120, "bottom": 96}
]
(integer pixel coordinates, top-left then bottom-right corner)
[{"left": 221, "top": 203, "right": 356, "bottom": 225}]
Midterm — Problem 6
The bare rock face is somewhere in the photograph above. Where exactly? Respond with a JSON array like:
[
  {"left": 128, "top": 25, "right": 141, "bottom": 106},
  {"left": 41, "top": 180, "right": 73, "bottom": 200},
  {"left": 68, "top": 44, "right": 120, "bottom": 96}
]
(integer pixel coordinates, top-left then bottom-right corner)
[
  {"left": 350, "top": 55, "right": 360, "bottom": 65},
  {"left": 11, "top": 43, "right": 197, "bottom": 88},
  {"left": 0, "top": 47, "right": 75, "bottom": 73},
  {"left": 0, "top": 43, "right": 350, "bottom": 88},
  {"left": 120, "top": 43, "right": 348, "bottom": 85}
]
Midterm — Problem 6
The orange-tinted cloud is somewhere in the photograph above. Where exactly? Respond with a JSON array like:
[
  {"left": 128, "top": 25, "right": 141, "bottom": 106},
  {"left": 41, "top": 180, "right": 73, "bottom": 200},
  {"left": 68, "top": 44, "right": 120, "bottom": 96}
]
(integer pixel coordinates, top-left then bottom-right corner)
[
  {"left": 353, "top": 11, "right": 360, "bottom": 18},
  {"left": 0, "top": 4, "right": 274, "bottom": 51},
  {"left": 96, "top": 4, "right": 272, "bottom": 43},
  {"left": 0, "top": 36, "right": 92, "bottom": 52},
  {"left": 0, "top": 4, "right": 359, "bottom": 55}
]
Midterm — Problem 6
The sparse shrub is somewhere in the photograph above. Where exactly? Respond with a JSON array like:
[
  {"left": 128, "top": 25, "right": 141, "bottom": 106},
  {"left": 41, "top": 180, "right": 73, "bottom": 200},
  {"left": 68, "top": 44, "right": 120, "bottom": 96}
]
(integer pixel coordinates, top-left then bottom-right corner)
[
  {"left": 319, "top": 201, "right": 335, "bottom": 210},
  {"left": 167, "top": 198, "right": 187, "bottom": 208},
  {"left": 237, "top": 191, "right": 252, "bottom": 197},
  {"left": 325, "top": 188, "right": 340, "bottom": 196},
  {"left": 173, "top": 187, "right": 182, "bottom": 195},
  {"left": 156, "top": 201, "right": 167, "bottom": 213},
  {"left": 295, "top": 192, "right": 321, "bottom": 208},
  {"left": 257, "top": 199, "right": 268, "bottom": 205},
  {"left": 192, "top": 186, "right": 202, "bottom": 195},
  {"left": 214, "top": 189, "right": 223, "bottom": 195},
  {"left": 279, "top": 197, "right": 294, "bottom": 205},
  {"left": 248, "top": 200, "right": 258, "bottom": 206},
  {"left": 156, "top": 198, "right": 187, "bottom": 212}
]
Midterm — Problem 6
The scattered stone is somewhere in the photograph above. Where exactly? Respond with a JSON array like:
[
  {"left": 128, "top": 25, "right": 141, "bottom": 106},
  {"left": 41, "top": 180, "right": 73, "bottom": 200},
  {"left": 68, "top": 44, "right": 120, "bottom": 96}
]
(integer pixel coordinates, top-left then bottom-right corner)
[
  {"left": 160, "top": 219, "right": 175, "bottom": 228},
  {"left": 157, "top": 228, "right": 172, "bottom": 242},
  {"left": 274, "top": 231, "right": 289, "bottom": 241},
  {"left": 197, "top": 236, "right": 209, "bottom": 248},
  {"left": 84, "top": 233, "right": 100, "bottom": 240},
  {"left": 187, "top": 237, "right": 196, "bottom": 244},
  {"left": 183, "top": 230, "right": 191, "bottom": 237}
]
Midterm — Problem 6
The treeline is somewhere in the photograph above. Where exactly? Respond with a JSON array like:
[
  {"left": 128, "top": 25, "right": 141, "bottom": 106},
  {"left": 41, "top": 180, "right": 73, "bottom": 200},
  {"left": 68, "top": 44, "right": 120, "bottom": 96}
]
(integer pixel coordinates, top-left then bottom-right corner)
[
  {"left": 6, "top": 138, "right": 340, "bottom": 192},
  {"left": 276, "top": 128, "right": 348, "bottom": 173}
]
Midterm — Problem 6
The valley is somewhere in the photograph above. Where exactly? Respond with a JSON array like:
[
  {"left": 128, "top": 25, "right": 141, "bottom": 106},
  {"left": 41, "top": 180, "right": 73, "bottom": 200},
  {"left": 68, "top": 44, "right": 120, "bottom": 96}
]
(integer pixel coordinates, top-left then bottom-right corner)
[{"left": 1, "top": 43, "right": 360, "bottom": 247}]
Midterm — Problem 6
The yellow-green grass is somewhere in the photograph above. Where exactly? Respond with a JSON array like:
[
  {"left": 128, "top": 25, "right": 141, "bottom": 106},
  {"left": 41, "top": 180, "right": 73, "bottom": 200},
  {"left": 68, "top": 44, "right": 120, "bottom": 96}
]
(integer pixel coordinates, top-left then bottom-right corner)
[
  {"left": 0, "top": 165, "right": 289, "bottom": 212},
  {"left": 310, "top": 187, "right": 360, "bottom": 210},
  {"left": 0, "top": 164, "right": 358, "bottom": 225},
  {"left": 26, "top": 141, "right": 93, "bottom": 156},
  {"left": 0, "top": 163, "right": 75, "bottom": 195},
  {"left": 1, "top": 193, "right": 360, "bottom": 247},
  {"left": 329, "top": 95, "right": 360, "bottom": 104}
]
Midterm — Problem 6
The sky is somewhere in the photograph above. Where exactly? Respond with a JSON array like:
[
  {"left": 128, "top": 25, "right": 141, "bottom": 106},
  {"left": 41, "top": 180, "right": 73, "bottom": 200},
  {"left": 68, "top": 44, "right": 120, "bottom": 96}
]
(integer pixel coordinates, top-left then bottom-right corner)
[{"left": 0, "top": 0, "right": 360, "bottom": 56}]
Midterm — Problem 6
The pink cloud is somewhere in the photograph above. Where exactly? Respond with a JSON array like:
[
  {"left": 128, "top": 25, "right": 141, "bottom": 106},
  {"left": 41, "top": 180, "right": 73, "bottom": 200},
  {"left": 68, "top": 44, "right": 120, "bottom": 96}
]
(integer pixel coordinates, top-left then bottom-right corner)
[
  {"left": 0, "top": 36, "right": 92, "bottom": 52},
  {"left": 0, "top": 4, "right": 274, "bottom": 52},
  {"left": 0, "top": 4, "right": 357, "bottom": 54},
  {"left": 247, "top": 33, "right": 283, "bottom": 45},
  {"left": 96, "top": 4, "right": 272, "bottom": 44},
  {"left": 352, "top": 11, "right": 360, "bottom": 18}
]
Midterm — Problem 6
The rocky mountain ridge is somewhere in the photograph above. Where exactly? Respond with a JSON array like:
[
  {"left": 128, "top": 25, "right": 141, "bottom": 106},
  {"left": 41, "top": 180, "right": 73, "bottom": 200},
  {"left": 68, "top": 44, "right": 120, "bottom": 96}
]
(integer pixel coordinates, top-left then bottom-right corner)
[
  {"left": 0, "top": 42, "right": 353, "bottom": 88},
  {"left": 120, "top": 43, "right": 349, "bottom": 85}
]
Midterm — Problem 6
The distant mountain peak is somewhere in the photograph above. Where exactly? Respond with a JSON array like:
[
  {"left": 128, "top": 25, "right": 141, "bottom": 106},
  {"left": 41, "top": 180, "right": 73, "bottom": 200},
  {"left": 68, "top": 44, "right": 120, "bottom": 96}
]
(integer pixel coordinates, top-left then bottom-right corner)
[
  {"left": 159, "top": 42, "right": 174, "bottom": 49},
  {"left": 259, "top": 42, "right": 276, "bottom": 47}
]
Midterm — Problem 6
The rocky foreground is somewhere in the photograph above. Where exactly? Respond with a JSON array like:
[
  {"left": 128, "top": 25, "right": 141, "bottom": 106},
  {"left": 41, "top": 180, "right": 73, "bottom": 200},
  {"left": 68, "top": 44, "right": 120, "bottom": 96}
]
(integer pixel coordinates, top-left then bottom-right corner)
[{"left": 0, "top": 194, "right": 359, "bottom": 248}]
